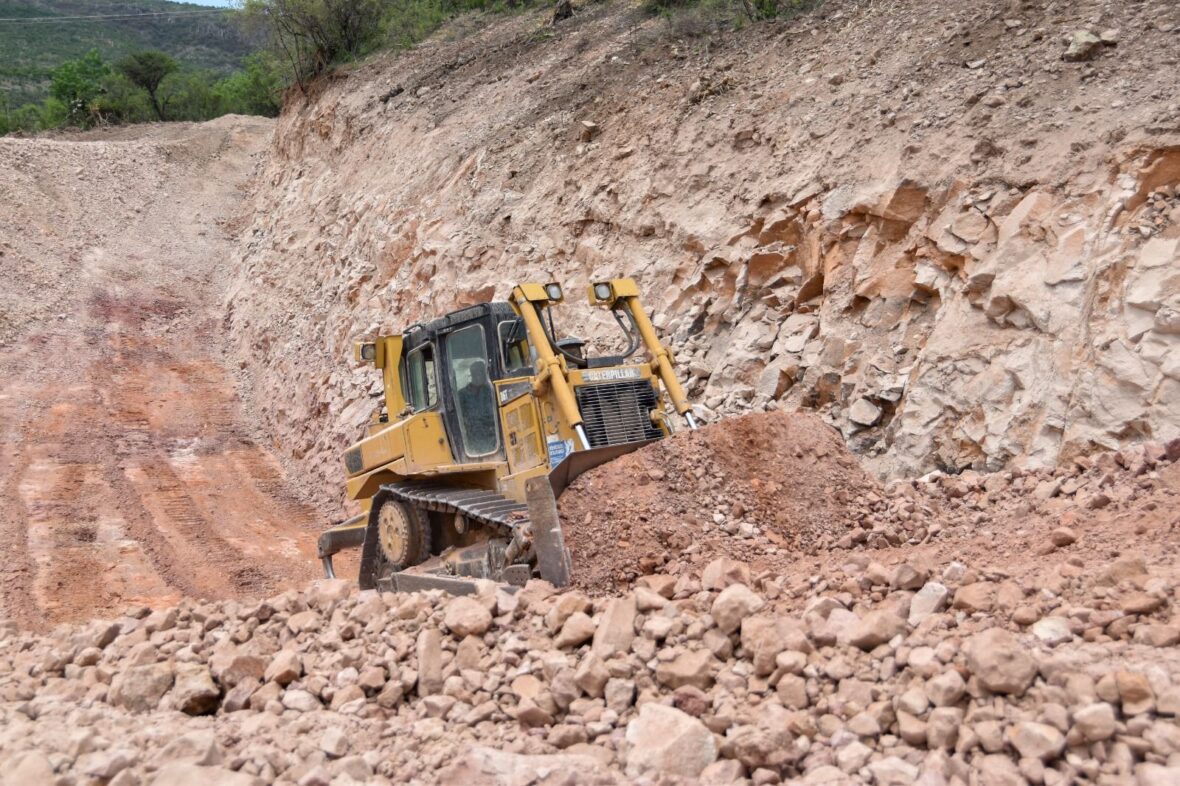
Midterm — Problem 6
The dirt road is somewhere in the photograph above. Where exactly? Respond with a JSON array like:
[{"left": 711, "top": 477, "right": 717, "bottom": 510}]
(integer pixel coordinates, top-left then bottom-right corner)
[{"left": 0, "top": 117, "right": 322, "bottom": 628}]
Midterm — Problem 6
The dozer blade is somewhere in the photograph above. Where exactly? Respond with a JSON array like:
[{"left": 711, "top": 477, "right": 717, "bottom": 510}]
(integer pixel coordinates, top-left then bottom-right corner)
[
  {"left": 530, "top": 438, "right": 661, "bottom": 586},
  {"left": 547, "top": 439, "right": 660, "bottom": 496},
  {"left": 526, "top": 476, "right": 570, "bottom": 586}
]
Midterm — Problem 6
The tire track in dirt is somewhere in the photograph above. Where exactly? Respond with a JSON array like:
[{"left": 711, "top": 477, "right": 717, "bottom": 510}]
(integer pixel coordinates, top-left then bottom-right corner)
[
  {"left": 0, "top": 118, "right": 323, "bottom": 629},
  {"left": 0, "top": 435, "right": 36, "bottom": 627}
]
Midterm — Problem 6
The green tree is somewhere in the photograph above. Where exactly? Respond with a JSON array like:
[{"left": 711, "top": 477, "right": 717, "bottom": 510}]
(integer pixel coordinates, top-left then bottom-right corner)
[
  {"left": 49, "top": 49, "right": 109, "bottom": 127},
  {"left": 159, "top": 70, "right": 221, "bottom": 121},
  {"left": 214, "top": 53, "right": 284, "bottom": 116},
  {"left": 96, "top": 72, "right": 155, "bottom": 125},
  {"left": 118, "top": 51, "right": 179, "bottom": 121}
]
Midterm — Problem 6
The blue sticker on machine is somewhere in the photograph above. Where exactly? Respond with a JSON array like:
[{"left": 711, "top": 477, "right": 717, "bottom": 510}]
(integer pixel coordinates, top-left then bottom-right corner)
[{"left": 546, "top": 436, "right": 573, "bottom": 468}]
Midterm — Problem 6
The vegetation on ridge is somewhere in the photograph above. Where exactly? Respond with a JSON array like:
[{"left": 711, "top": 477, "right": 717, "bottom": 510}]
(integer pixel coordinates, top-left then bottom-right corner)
[{"left": 1, "top": 0, "right": 822, "bottom": 135}]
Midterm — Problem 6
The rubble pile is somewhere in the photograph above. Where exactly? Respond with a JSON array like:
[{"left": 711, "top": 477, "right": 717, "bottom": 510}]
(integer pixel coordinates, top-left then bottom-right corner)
[
  {"left": 2, "top": 441, "right": 1179, "bottom": 785},
  {"left": 859, "top": 438, "right": 1180, "bottom": 550},
  {"left": 561, "top": 409, "right": 1180, "bottom": 594},
  {"left": 560, "top": 411, "right": 876, "bottom": 592}
]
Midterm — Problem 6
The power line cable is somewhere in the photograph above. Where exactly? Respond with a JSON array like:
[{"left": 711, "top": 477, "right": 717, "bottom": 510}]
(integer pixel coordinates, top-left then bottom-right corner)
[{"left": 0, "top": 9, "right": 232, "bottom": 23}]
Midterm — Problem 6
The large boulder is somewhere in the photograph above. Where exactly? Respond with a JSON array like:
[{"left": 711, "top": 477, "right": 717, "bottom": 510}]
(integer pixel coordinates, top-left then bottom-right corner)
[
  {"left": 150, "top": 763, "right": 263, "bottom": 786},
  {"left": 848, "top": 609, "right": 906, "bottom": 650},
  {"left": 700, "top": 557, "right": 750, "bottom": 590},
  {"left": 109, "top": 662, "right": 175, "bottom": 713},
  {"left": 592, "top": 596, "right": 637, "bottom": 658},
  {"left": 908, "top": 582, "right": 950, "bottom": 625},
  {"left": 964, "top": 628, "right": 1037, "bottom": 696},
  {"left": 172, "top": 663, "right": 221, "bottom": 715},
  {"left": 710, "top": 584, "right": 764, "bottom": 634},
  {"left": 1072, "top": 702, "right": 1116, "bottom": 742},
  {"left": 554, "top": 612, "right": 596, "bottom": 649},
  {"left": 1006, "top": 722, "right": 1066, "bottom": 761},
  {"left": 624, "top": 703, "right": 717, "bottom": 777},
  {"left": 740, "top": 615, "right": 810, "bottom": 675},
  {"left": 436, "top": 747, "right": 621, "bottom": 786},
  {"left": 655, "top": 649, "right": 717, "bottom": 690},
  {"left": 263, "top": 649, "right": 301, "bottom": 685},
  {"left": 444, "top": 596, "right": 493, "bottom": 637},
  {"left": 417, "top": 627, "right": 444, "bottom": 696}
]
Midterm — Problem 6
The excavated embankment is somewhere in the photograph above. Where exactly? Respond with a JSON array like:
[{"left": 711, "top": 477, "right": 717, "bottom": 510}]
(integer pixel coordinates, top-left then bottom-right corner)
[{"left": 224, "top": 0, "right": 1180, "bottom": 514}]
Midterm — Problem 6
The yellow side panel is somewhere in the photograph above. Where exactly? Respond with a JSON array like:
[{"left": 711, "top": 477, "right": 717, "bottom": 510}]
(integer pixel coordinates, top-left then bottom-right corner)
[
  {"left": 346, "top": 462, "right": 405, "bottom": 501},
  {"left": 403, "top": 412, "right": 453, "bottom": 473},
  {"left": 346, "top": 411, "right": 453, "bottom": 479},
  {"left": 499, "top": 391, "right": 545, "bottom": 475},
  {"left": 348, "top": 421, "right": 405, "bottom": 476}
]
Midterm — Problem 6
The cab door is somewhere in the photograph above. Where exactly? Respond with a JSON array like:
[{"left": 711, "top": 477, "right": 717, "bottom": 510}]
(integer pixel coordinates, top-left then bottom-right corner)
[
  {"left": 493, "top": 316, "right": 547, "bottom": 476},
  {"left": 440, "top": 322, "right": 504, "bottom": 463}
]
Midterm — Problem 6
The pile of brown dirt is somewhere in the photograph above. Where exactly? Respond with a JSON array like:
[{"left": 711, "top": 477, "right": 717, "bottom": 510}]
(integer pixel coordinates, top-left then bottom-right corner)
[{"left": 560, "top": 410, "right": 878, "bottom": 593}]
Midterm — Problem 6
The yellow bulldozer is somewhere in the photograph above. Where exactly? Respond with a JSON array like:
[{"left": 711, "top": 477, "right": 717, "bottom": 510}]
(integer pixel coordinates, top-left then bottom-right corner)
[{"left": 317, "top": 278, "right": 698, "bottom": 594}]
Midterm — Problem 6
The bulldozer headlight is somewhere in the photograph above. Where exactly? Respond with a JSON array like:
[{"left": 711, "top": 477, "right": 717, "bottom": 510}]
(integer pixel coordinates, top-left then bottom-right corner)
[
  {"left": 593, "top": 282, "right": 613, "bottom": 302},
  {"left": 545, "top": 282, "right": 564, "bottom": 302}
]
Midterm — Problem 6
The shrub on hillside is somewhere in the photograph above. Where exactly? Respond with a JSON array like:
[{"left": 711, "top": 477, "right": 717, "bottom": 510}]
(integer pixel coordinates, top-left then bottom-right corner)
[
  {"left": 213, "top": 54, "right": 285, "bottom": 117},
  {"left": 241, "top": 0, "right": 389, "bottom": 89},
  {"left": 241, "top": 0, "right": 549, "bottom": 90},
  {"left": 2, "top": 49, "right": 284, "bottom": 136},
  {"left": 49, "top": 50, "right": 110, "bottom": 128}
]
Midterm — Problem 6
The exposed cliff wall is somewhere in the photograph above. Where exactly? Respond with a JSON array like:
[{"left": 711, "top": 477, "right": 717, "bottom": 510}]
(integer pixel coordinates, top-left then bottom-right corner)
[{"left": 224, "top": 0, "right": 1180, "bottom": 510}]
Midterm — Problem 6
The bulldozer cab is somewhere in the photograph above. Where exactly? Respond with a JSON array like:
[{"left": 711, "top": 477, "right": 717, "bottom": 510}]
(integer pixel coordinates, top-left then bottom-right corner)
[
  {"left": 399, "top": 302, "right": 525, "bottom": 464},
  {"left": 326, "top": 278, "right": 699, "bottom": 593}
]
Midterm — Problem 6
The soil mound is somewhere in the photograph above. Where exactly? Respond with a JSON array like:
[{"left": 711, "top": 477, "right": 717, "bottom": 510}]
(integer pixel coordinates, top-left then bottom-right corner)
[{"left": 560, "top": 410, "right": 877, "bottom": 592}]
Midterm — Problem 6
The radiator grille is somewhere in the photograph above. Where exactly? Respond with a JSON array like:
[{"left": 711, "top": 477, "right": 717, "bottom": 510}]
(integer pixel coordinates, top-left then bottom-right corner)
[{"left": 575, "top": 380, "right": 663, "bottom": 447}]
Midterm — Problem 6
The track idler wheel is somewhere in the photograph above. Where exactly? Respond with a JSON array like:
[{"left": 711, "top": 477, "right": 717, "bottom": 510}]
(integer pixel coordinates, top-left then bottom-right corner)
[{"left": 360, "top": 498, "right": 431, "bottom": 589}]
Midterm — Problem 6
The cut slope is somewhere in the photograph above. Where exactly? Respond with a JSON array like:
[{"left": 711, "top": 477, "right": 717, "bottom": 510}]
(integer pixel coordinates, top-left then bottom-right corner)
[
  {"left": 560, "top": 411, "right": 875, "bottom": 592},
  {"left": 224, "top": 0, "right": 1180, "bottom": 512}
]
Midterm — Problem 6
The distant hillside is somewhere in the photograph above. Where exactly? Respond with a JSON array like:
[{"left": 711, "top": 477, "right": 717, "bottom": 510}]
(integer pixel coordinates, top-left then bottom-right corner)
[{"left": 0, "top": 0, "right": 251, "bottom": 106}]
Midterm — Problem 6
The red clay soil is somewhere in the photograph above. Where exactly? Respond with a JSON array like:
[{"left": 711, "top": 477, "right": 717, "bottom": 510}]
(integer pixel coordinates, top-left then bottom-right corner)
[{"left": 560, "top": 410, "right": 878, "bottom": 593}]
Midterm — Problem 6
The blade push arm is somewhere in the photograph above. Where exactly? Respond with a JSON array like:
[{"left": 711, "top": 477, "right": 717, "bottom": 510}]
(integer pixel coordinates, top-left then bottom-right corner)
[
  {"left": 511, "top": 283, "right": 592, "bottom": 450},
  {"left": 588, "top": 278, "right": 698, "bottom": 430}
]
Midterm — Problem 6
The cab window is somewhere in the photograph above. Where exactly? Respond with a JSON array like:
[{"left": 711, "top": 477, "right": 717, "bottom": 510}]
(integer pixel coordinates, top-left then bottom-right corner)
[
  {"left": 499, "top": 319, "right": 531, "bottom": 375},
  {"left": 447, "top": 325, "right": 499, "bottom": 457},
  {"left": 405, "top": 343, "right": 438, "bottom": 411}
]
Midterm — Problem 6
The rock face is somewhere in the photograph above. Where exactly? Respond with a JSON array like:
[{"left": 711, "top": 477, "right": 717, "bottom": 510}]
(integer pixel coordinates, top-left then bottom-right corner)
[{"left": 221, "top": 0, "right": 1180, "bottom": 511}]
